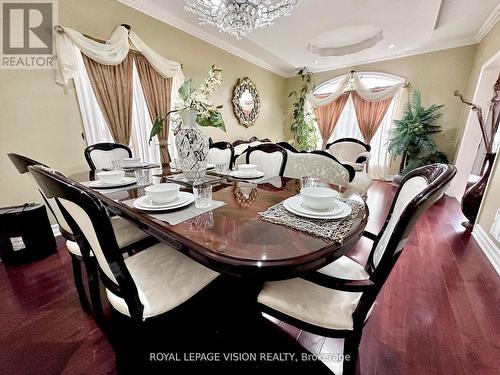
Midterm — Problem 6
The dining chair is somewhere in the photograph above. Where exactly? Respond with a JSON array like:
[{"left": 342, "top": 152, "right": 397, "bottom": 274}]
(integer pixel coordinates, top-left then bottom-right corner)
[
  {"left": 257, "top": 164, "right": 456, "bottom": 374},
  {"left": 245, "top": 143, "right": 288, "bottom": 177},
  {"left": 326, "top": 138, "right": 371, "bottom": 172},
  {"left": 84, "top": 142, "right": 132, "bottom": 171},
  {"left": 29, "top": 165, "right": 220, "bottom": 323},
  {"left": 7, "top": 153, "right": 152, "bottom": 322},
  {"left": 208, "top": 141, "right": 234, "bottom": 170}
]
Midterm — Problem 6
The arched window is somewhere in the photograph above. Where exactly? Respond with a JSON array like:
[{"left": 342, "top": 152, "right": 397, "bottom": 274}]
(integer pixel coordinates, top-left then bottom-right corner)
[{"left": 312, "top": 72, "right": 404, "bottom": 179}]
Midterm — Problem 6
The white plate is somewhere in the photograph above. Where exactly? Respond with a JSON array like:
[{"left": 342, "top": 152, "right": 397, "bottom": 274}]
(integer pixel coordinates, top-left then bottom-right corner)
[
  {"left": 230, "top": 171, "right": 265, "bottom": 179},
  {"left": 283, "top": 196, "right": 352, "bottom": 219},
  {"left": 123, "top": 162, "right": 152, "bottom": 169},
  {"left": 288, "top": 196, "right": 344, "bottom": 216},
  {"left": 206, "top": 163, "right": 215, "bottom": 170},
  {"left": 89, "top": 177, "right": 136, "bottom": 189},
  {"left": 133, "top": 192, "right": 194, "bottom": 211}
]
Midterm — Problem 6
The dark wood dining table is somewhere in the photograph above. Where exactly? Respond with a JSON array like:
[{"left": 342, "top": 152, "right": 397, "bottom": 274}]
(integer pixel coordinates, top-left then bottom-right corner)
[{"left": 69, "top": 169, "right": 368, "bottom": 281}]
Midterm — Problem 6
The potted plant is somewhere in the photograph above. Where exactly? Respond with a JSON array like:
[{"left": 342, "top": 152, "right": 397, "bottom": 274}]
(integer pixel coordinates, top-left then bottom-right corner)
[
  {"left": 288, "top": 68, "right": 319, "bottom": 151},
  {"left": 149, "top": 64, "right": 226, "bottom": 180},
  {"left": 388, "top": 90, "right": 448, "bottom": 183}
]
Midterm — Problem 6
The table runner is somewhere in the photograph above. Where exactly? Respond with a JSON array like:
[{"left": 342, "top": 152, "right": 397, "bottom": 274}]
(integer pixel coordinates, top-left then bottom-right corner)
[{"left": 258, "top": 199, "right": 364, "bottom": 243}]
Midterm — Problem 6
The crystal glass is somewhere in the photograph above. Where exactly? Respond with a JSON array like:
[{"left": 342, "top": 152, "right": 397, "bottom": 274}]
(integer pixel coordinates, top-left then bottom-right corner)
[
  {"left": 134, "top": 168, "right": 151, "bottom": 186},
  {"left": 111, "top": 159, "right": 123, "bottom": 170},
  {"left": 193, "top": 182, "right": 212, "bottom": 209},
  {"left": 300, "top": 176, "right": 317, "bottom": 188},
  {"left": 215, "top": 162, "right": 227, "bottom": 174}
]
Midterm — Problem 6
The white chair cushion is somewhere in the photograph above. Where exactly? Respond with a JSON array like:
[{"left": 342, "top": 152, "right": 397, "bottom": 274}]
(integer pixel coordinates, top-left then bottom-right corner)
[
  {"left": 348, "top": 172, "right": 372, "bottom": 196},
  {"left": 258, "top": 278, "right": 362, "bottom": 330},
  {"left": 342, "top": 161, "right": 365, "bottom": 172},
  {"left": 328, "top": 142, "right": 367, "bottom": 163},
  {"left": 106, "top": 242, "right": 219, "bottom": 319},
  {"left": 208, "top": 148, "right": 232, "bottom": 167},
  {"left": 64, "top": 217, "right": 148, "bottom": 257},
  {"left": 317, "top": 256, "right": 369, "bottom": 280},
  {"left": 88, "top": 148, "right": 130, "bottom": 170},
  {"left": 248, "top": 150, "right": 284, "bottom": 177}
]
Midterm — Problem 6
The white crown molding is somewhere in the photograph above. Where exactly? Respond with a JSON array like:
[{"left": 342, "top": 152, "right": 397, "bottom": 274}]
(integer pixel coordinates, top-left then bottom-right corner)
[
  {"left": 308, "top": 38, "right": 478, "bottom": 74},
  {"left": 118, "top": 0, "right": 495, "bottom": 79},
  {"left": 472, "top": 224, "right": 500, "bottom": 276},
  {"left": 118, "top": 0, "right": 291, "bottom": 77},
  {"left": 474, "top": 2, "right": 500, "bottom": 42}
]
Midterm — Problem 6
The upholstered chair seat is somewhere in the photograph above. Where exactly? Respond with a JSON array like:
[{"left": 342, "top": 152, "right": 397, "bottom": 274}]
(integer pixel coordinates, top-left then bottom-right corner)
[
  {"left": 258, "top": 278, "right": 362, "bottom": 331},
  {"left": 106, "top": 243, "right": 219, "bottom": 319},
  {"left": 317, "top": 255, "right": 370, "bottom": 280},
  {"left": 64, "top": 216, "right": 149, "bottom": 257},
  {"left": 348, "top": 172, "right": 373, "bottom": 196}
]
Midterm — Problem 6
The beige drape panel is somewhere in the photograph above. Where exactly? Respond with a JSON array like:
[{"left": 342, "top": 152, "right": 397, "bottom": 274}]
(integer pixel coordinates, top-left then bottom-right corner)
[
  {"left": 134, "top": 53, "right": 172, "bottom": 164},
  {"left": 315, "top": 92, "right": 350, "bottom": 149},
  {"left": 82, "top": 52, "right": 134, "bottom": 145},
  {"left": 352, "top": 92, "right": 394, "bottom": 144}
]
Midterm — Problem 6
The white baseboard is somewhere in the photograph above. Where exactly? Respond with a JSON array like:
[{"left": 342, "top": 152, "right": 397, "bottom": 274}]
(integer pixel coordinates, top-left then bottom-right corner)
[
  {"left": 51, "top": 224, "right": 61, "bottom": 238},
  {"left": 472, "top": 224, "right": 500, "bottom": 276}
]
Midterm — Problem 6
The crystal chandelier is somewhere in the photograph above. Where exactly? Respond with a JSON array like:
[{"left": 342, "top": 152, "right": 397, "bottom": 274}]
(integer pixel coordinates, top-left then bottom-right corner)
[{"left": 184, "top": 0, "right": 299, "bottom": 39}]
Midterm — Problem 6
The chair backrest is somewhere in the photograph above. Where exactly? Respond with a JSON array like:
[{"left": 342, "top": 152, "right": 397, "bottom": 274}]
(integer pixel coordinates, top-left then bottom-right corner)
[
  {"left": 326, "top": 138, "right": 370, "bottom": 163},
  {"left": 7, "top": 153, "right": 74, "bottom": 238},
  {"left": 232, "top": 137, "right": 272, "bottom": 157},
  {"left": 283, "top": 150, "right": 351, "bottom": 186},
  {"left": 84, "top": 143, "right": 132, "bottom": 171},
  {"left": 245, "top": 144, "right": 288, "bottom": 177},
  {"left": 368, "top": 164, "right": 456, "bottom": 277},
  {"left": 351, "top": 164, "right": 456, "bottom": 326},
  {"left": 29, "top": 165, "right": 144, "bottom": 319},
  {"left": 207, "top": 141, "right": 234, "bottom": 169},
  {"left": 276, "top": 142, "right": 300, "bottom": 153}
]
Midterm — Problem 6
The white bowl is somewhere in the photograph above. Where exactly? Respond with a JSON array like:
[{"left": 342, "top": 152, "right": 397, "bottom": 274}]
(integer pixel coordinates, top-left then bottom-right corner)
[
  {"left": 96, "top": 170, "right": 125, "bottom": 183},
  {"left": 238, "top": 164, "right": 258, "bottom": 175},
  {"left": 300, "top": 186, "right": 339, "bottom": 210},
  {"left": 145, "top": 183, "right": 180, "bottom": 204},
  {"left": 122, "top": 157, "right": 141, "bottom": 167}
]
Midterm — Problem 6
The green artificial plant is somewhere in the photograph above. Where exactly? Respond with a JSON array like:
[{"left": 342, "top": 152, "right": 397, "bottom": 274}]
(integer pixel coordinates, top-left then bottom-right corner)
[
  {"left": 288, "top": 68, "right": 319, "bottom": 151},
  {"left": 388, "top": 90, "right": 448, "bottom": 175}
]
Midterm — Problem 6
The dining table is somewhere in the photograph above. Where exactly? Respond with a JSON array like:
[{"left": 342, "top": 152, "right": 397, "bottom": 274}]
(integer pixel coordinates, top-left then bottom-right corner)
[{"left": 69, "top": 168, "right": 368, "bottom": 281}]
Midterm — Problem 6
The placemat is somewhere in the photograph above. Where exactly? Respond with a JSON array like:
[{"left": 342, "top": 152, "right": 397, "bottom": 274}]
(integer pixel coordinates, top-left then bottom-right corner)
[
  {"left": 123, "top": 199, "right": 226, "bottom": 225},
  {"left": 258, "top": 198, "right": 364, "bottom": 243}
]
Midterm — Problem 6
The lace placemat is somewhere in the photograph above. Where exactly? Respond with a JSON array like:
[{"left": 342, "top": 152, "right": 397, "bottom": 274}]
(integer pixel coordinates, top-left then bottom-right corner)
[{"left": 258, "top": 199, "right": 365, "bottom": 243}]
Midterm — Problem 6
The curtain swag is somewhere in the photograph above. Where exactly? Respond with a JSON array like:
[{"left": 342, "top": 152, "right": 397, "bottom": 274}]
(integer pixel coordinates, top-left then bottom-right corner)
[
  {"left": 306, "top": 72, "right": 404, "bottom": 106},
  {"left": 55, "top": 25, "right": 184, "bottom": 90}
]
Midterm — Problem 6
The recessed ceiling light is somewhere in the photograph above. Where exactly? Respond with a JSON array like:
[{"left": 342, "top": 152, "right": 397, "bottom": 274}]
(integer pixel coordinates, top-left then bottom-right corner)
[
  {"left": 313, "top": 60, "right": 319, "bottom": 64},
  {"left": 388, "top": 43, "right": 396, "bottom": 49}
]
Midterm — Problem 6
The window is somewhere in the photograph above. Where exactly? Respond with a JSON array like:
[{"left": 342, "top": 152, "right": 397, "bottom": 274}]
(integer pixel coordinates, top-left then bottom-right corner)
[
  {"left": 313, "top": 72, "right": 404, "bottom": 179},
  {"left": 72, "top": 47, "right": 177, "bottom": 164}
]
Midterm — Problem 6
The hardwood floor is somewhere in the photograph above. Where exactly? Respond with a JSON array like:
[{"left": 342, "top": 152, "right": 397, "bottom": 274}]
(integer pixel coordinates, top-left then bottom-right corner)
[{"left": 0, "top": 181, "right": 498, "bottom": 374}]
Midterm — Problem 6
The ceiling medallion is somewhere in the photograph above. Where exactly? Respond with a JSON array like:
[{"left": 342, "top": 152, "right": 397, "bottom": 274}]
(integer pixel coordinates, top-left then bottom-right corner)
[{"left": 184, "top": 0, "right": 299, "bottom": 39}]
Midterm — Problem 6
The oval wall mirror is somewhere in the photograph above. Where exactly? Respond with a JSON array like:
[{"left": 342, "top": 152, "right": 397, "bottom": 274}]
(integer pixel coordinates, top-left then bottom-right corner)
[{"left": 232, "top": 77, "right": 260, "bottom": 127}]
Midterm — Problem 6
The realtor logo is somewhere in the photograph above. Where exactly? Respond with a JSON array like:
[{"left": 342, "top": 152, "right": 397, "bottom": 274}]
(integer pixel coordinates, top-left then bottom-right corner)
[{"left": 1, "top": 0, "right": 57, "bottom": 69}]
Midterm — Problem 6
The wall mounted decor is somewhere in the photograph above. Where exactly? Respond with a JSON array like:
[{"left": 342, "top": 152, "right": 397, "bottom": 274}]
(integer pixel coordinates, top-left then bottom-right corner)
[{"left": 232, "top": 77, "right": 260, "bottom": 127}]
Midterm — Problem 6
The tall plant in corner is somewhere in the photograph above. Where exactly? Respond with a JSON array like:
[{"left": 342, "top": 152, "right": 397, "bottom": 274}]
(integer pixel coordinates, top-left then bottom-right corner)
[
  {"left": 388, "top": 90, "right": 448, "bottom": 177},
  {"left": 289, "top": 68, "right": 319, "bottom": 151}
]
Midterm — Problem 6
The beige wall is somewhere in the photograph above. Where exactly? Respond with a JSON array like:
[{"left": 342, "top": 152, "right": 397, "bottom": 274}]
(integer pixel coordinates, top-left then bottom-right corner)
[
  {"left": 284, "top": 45, "right": 477, "bottom": 166},
  {"left": 0, "top": 0, "right": 287, "bottom": 209},
  {"left": 471, "top": 21, "right": 500, "bottom": 246}
]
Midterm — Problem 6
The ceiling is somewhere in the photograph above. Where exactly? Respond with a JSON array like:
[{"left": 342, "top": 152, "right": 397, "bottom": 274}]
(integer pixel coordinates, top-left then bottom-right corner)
[{"left": 119, "top": 0, "right": 500, "bottom": 77}]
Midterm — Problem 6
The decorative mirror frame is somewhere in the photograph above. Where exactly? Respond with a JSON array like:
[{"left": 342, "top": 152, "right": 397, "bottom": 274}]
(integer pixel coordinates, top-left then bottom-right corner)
[{"left": 232, "top": 77, "right": 260, "bottom": 127}]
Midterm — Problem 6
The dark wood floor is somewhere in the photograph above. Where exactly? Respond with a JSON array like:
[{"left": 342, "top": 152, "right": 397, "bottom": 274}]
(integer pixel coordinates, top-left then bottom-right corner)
[{"left": 1, "top": 181, "right": 499, "bottom": 374}]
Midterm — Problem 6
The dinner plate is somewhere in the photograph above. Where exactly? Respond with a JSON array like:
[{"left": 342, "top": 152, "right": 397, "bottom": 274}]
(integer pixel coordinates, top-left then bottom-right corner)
[
  {"left": 283, "top": 196, "right": 352, "bottom": 219},
  {"left": 288, "top": 195, "right": 344, "bottom": 216},
  {"left": 230, "top": 171, "right": 265, "bottom": 179},
  {"left": 88, "top": 177, "right": 136, "bottom": 189},
  {"left": 133, "top": 192, "right": 194, "bottom": 211}
]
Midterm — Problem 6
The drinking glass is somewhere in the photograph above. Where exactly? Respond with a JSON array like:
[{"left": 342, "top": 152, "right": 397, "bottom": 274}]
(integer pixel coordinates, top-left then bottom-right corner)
[
  {"left": 111, "top": 159, "right": 124, "bottom": 170},
  {"left": 215, "top": 162, "right": 227, "bottom": 174},
  {"left": 300, "top": 176, "right": 317, "bottom": 188},
  {"left": 134, "top": 168, "right": 151, "bottom": 186},
  {"left": 193, "top": 182, "right": 212, "bottom": 209}
]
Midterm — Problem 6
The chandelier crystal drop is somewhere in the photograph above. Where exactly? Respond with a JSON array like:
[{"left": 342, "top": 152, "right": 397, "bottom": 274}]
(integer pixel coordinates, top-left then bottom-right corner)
[{"left": 184, "top": 0, "right": 299, "bottom": 39}]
